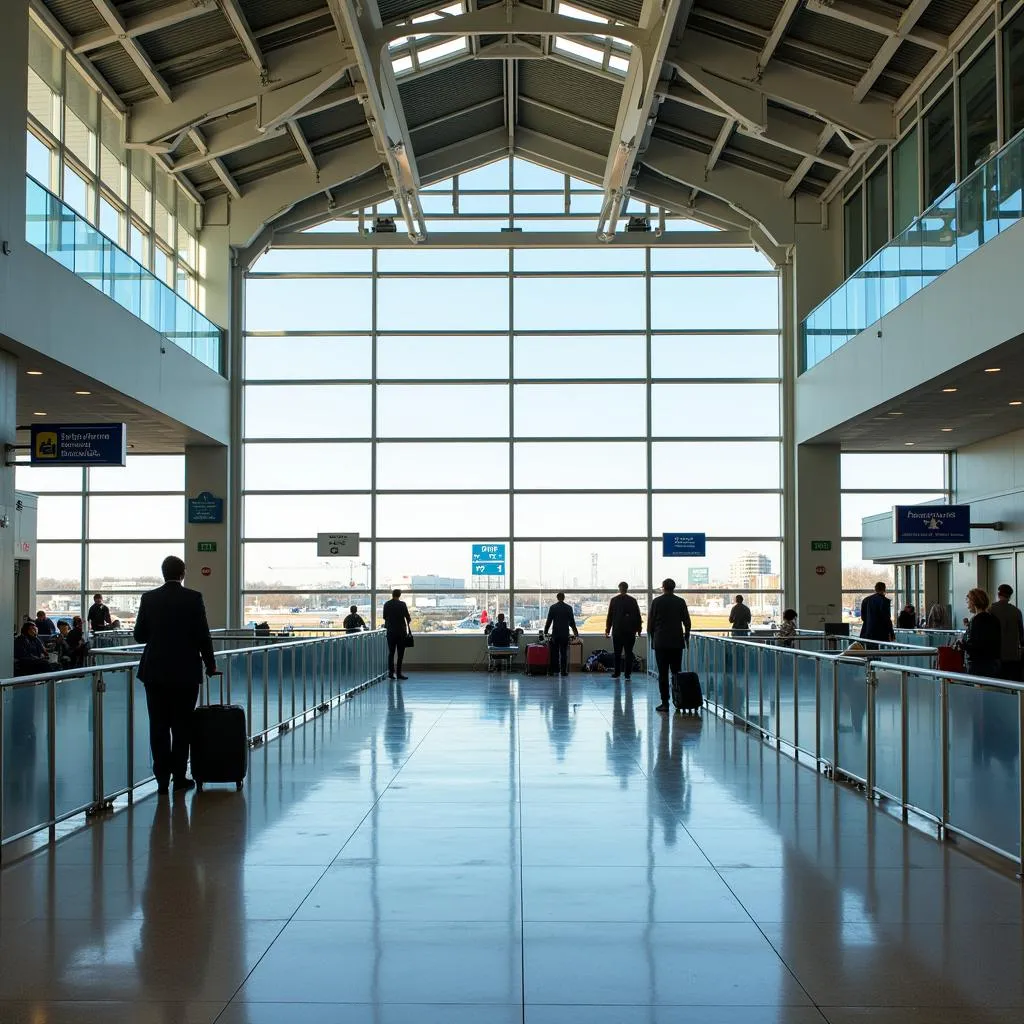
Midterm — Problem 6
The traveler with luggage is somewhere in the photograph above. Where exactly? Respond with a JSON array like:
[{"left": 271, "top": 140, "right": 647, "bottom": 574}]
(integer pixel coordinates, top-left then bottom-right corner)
[
  {"left": 544, "top": 593, "right": 579, "bottom": 677},
  {"left": 604, "top": 581, "right": 642, "bottom": 680},
  {"left": 648, "top": 578, "right": 692, "bottom": 713},
  {"left": 133, "top": 556, "right": 219, "bottom": 795},
  {"left": 382, "top": 588, "right": 412, "bottom": 680},
  {"left": 989, "top": 584, "right": 1024, "bottom": 681},
  {"left": 728, "top": 595, "right": 752, "bottom": 636},
  {"left": 961, "top": 587, "right": 1002, "bottom": 678}
]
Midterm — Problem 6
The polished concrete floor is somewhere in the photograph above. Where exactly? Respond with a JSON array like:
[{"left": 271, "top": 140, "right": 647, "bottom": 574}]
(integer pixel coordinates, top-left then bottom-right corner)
[{"left": 1, "top": 673, "right": 1023, "bottom": 1023}]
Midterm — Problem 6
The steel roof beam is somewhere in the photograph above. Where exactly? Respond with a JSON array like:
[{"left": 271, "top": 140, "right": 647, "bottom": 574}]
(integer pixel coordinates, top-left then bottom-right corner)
[
  {"left": 804, "top": 0, "right": 946, "bottom": 50},
  {"left": 668, "top": 70, "right": 766, "bottom": 133},
  {"left": 329, "top": 0, "right": 426, "bottom": 241},
  {"left": 756, "top": 0, "right": 801, "bottom": 74},
  {"left": 270, "top": 228, "right": 753, "bottom": 247},
  {"left": 88, "top": 0, "right": 173, "bottom": 102},
  {"left": 74, "top": 0, "right": 218, "bottom": 53},
  {"left": 289, "top": 121, "right": 319, "bottom": 173},
  {"left": 706, "top": 118, "right": 734, "bottom": 173},
  {"left": 851, "top": 0, "right": 934, "bottom": 101},
  {"left": 782, "top": 124, "right": 835, "bottom": 196},
  {"left": 220, "top": 0, "right": 266, "bottom": 79}
]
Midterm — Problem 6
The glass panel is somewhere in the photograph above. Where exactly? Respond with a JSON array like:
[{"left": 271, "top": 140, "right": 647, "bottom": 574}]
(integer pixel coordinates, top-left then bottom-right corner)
[
  {"left": 906, "top": 673, "right": 941, "bottom": 818},
  {"left": 26, "top": 132, "right": 53, "bottom": 188},
  {"left": 651, "top": 541, "right": 782, "bottom": 594},
  {"left": 515, "top": 278, "right": 646, "bottom": 330},
  {"left": 959, "top": 43, "right": 998, "bottom": 175},
  {"left": 650, "top": 247, "right": 773, "bottom": 271},
  {"left": 374, "top": 540, "right": 508, "bottom": 584},
  {"left": 514, "top": 493, "right": 647, "bottom": 537},
  {"left": 28, "top": 20, "right": 61, "bottom": 137},
  {"left": 36, "top": 496, "right": 83, "bottom": 539},
  {"left": 514, "top": 541, "right": 647, "bottom": 589},
  {"left": 65, "top": 66, "right": 98, "bottom": 172},
  {"left": 55, "top": 678, "right": 95, "bottom": 818},
  {"left": 840, "top": 453, "right": 946, "bottom": 489},
  {"left": 90, "top": 455, "right": 185, "bottom": 492},
  {"left": 245, "top": 494, "right": 372, "bottom": 538},
  {"left": 651, "top": 334, "right": 780, "bottom": 378},
  {"left": 244, "top": 442, "right": 371, "bottom": 491},
  {"left": 88, "top": 496, "right": 184, "bottom": 539},
  {"left": 244, "top": 384, "right": 373, "bottom": 438},
  {"left": 377, "top": 493, "right": 509, "bottom": 537},
  {"left": 923, "top": 88, "right": 955, "bottom": 207},
  {"left": 377, "top": 278, "right": 509, "bottom": 330},
  {"left": 652, "top": 493, "right": 781, "bottom": 537},
  {"left": 651, "top": 384, "right": 780, "bottom": 437},
  {"left": 514, "top": 247, "right": 643, "bottom": 271},
  {"left": 249, "top": 248, "right": 373, "bottom": 272},
  {"left": 377, "top": 442, "right": 509, "bottom": 489},
  {"left": 377, "top": 336, "right": 508, "bottom": 379},
  {"left": 244, "top": 336, "right": 372, "bottom": 380},
  {"left": 872, "top": 666, "right": 904, "bottom": 798},
  {"left": 866, "top": 163, "right": 889, "bottom": 257},
  {"left": 101, "top": 667, "right": 131, "bottom": 795},
  {"left": 515, "top": 441, "right": 647, "bottom": 489},
  {"left": 651, "top": 277, "right": 779, "bottom": 330},
  {"left": 841, "top": 492, "right": 946, "bottom": 536},
  {"left": 376, "top": 384, "right": 509, "bottom": 438},
  {"left": 133, "top": 674, "right": 153, "bottom": 784},
  {"left": 513, "top": 335, "right": 646, "bottom": 378},
  {"left": 89, "top": 543, "right": 184, "bottom": 589},
  {"left": 377, "top": 248, "right": 507, "bottom": 272},
  {"left": 245, "top": 278, "right": 373, "bottom": 331},
  {"left": 3, "top": 683, "right": 51, "bottom": 840},
  {"left": 892, "top": 128, "right": 919, "bottom": 234},
  {"left": 836, "top": 658, "right": 869, "bottom": 781},
  {"left": 514, "top": 384, "right": 646, "bottom": 436},
  {"left": 652, "top": 442, "right": 781, "bottom": 489},
  {"left": 35, "top": 543, "right": 83, "bottom": 592},
  {"left": 1006, "top": 9, "right": 1024, "bottom": 140},
  {"left": 844, "top": 188, "right": 864, "bottom": 275}
]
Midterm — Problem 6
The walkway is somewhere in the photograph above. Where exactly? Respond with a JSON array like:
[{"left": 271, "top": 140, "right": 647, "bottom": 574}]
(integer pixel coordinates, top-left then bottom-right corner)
[{"left": 1, "top": 673, "right": 1022, "bottom": 1022}]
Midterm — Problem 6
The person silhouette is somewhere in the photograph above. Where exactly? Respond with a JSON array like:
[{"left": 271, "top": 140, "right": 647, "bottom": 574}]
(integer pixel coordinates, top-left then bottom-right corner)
[
  {"left": 384, "top": 681, "right": 412, "bottom": 768},
  {"left": 606, "top": 679, "right": 642, "bottom": 787},
  {"left": 545, "top": 677, "right": 576, "bottom": 760}
]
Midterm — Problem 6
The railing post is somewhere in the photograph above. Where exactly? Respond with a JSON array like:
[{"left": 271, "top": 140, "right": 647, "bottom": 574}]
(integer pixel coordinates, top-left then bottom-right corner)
[
  {"left": 832, "top": 662, "right": 839, "bottom": 777},
  {"left": 814, "top": 659, "right": 821, "bottom": 761},
  {"left": 47, "top": 679, "right": 57, "bottom": 843},
  {"left": 0, "top": 687, "right": 6, "bottom": 847},
  {"left": 900, "top": 670, "right": 910, "bottom": 816},
  {"left": 940, "top": 676, "right": 950, "bottom": 838},
  {"left": 246, "top": 656, "right": 253, "bottom": 737},
  {"left": 127, "top": 668, "right": 135, "bottom": 800},
  {"left": 1018, "top": 690, "right": 1024, "bottom": 877},
  {"left": 793, "top": 655, "right": 800, "bottom": 752},
  {"left": 866, "top": 665, "right": 876, "bottom": 798},
  {"left": 775, "top": 651, "right": 782, "bottom": 750}
]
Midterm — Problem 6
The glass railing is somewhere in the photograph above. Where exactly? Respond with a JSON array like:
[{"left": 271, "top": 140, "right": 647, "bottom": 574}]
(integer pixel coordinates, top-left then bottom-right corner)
[
  {"left": 668, "top": 633, "right": 1024, "bottom": 867},
  {"left": 24, "top": 175, "right": 223, "bottom": 375},
  {"left": 1, "top": 630, "right": 387, "bottom": 848},
  {"left": 802, "top": 128, "right": 1024, "bottom": 372}
]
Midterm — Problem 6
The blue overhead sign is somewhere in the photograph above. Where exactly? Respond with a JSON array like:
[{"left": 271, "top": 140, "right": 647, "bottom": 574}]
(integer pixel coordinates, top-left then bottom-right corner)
[
  {"left": 187, "top": 491, "right": 225, "bottom": 524},
  {"left": 472, "top": 543, "right": 506, "bottom": 576},
  {"left": 893, "top": 505, "right": 970, "bottom": 543},
  {"left": 31, "top": 423, "right": 126, "bottom": 467},
  {"left": 663, "top": 532, "right": 706, "bottom": 557}
]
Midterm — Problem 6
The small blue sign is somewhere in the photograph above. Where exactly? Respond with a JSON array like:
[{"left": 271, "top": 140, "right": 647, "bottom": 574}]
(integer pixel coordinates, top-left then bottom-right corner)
[
  {"left": 472, "top": 543, "right": 506, "bottom": 576},
  {"left": 663, "top": 532, "right": 706, "bottom": 557},
  {"left": 30, "top": 423, "right": 126, "bottom": 467},
  {"left": 893, "top": 504, "right": 970, "bottom": 543},
  {"left": 187, "top": 491, "right": 224, "bottom": 524}
]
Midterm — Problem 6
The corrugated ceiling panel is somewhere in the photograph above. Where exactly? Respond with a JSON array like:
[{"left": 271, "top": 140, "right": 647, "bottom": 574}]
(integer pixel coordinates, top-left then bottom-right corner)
[
  {"left": 873, "top": 72, "right": 908, "bottom": 99},
  {"left": 519, "top": 61, "right": 621, "bottom": 126},
  {"left": 185, "top": 164, "right": 219, "bottom": 187},
  {"left": 652, "top": 125, "right": 711, "bottom": 155},
  {"left": 694, "top": 0, "right": 781, "bottom": 32},
  {"left": 588, "top": 0, "right": 643, "bottom": 25},
  {"left": 887, "top": 37, "right": 932, "bottom": 77},
  {"left": 657, "top": 100, "right": 726, "bottom": 140},
  {"left": 687, "top": 12, "right": 763, "bottom": 50},
  {"left": 261, "top": 17, "right": 336, "bottom": 52},
  {"left": 720, "top": 150, "right": 789, "bottom": 181},
  {"left": 91, "top": 46, "right": 153, "bottom": 97},
  {"left": 144, "top": 11, "right": 235, "bottom": 62},
  {"left": 400, "top": 61, "right": 503, "bottom": 129},
  {"left": 918, "top": 0, "right": 979, "bottom": 35},
  {"left": 43, "top": 0, "right": 105, "bottom": 35},
  {"left": 222, "top": 133, "right": 297, "bottom": 173},
  {"left": 240, "top": 0, "right": 327, "bottom": 32},
  {"left": 297, "top": 103, "right": 368, "bottom": 143},
  {"left": 789, "top": 7, "right": 882, "bottom": 62},
  {"left": 413, "top": 104, "right": 505, "bottom": 154},
  {"left": 519, "top": 103, "right": 612, "bottom": 154},
  {"left": 162, "top": 45, "right": 248, "bottom": 87},
  {"left": 775, "top": 42, "right": 862, "bottom": 85},
  {"left": 727, "top": 131, "right": 802, "bottom": 171},
  {"left": 379, "top": 0, "right": 436, "bottom": 23}
]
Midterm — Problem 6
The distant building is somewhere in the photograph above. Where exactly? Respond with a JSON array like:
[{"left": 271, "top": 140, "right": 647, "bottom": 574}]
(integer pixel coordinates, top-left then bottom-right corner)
[
  {"left": 410, "top": 575, "right": 465, "bottom": 589},
  {"left": 729, "top": 551, "right": 773, "bottom": 588}
]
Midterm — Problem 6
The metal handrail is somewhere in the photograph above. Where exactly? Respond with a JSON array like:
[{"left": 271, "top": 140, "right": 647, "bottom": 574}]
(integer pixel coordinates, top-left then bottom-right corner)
[
  {"left": 1, "top": 630, "right": 388, "bottom": 854},
  {"left": 677, "top": 633, "right": 1024, "bottom": 871}
]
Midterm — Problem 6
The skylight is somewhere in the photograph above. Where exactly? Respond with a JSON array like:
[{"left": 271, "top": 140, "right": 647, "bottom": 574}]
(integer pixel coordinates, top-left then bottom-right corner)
[
  {"left": 553, "top": 1, "right": 632, "bottom": 77},
  {"left": 389, "top": 2, "right": 469, "bottom": 77}
]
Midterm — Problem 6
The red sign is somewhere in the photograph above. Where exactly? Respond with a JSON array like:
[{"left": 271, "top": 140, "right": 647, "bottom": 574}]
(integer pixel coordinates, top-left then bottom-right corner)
[
  {"left": 201, "top": 566, "right": 212, "bottom": 577},
  {"left": 815, "top": 565, "right": 827, "bottom": 576}
]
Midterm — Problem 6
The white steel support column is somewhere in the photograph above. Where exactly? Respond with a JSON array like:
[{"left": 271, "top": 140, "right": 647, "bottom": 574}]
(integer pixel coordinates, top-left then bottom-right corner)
[
  {"left": 185, "top": 445, "right": 230, "bottom": 628},
  {"left": 228, "top": 260, "right": 245, "bottom": 628},
  {"left": 795, "top": 444, "right": 842, "bottom": 629},
  {"left": 0, "top": 352, "right": 17, "bottom": 672},
  {"left": 781, "top": 260, "right": 798, "bottom": 613}
]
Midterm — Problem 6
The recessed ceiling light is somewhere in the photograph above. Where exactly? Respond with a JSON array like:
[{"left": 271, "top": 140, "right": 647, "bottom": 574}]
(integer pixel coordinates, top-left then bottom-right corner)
[
  {"left": 985, "top": 367, "right": 1002, "bottom": 373},
  {"left": 26, "top": 370, "right": 42, "bottom": 376},
  {"left": 942, "top": 387, "right": 958, "bottom": 393},
  {"left": 1011, "top": 401, "right": 1023, "bottom": 407},
  {"left": 32, "top": 411, "right": 46, "bottom": 417},
  {"left": 74, "top": 390, "right": 91, "bottom": 396},
  {"left": 888, "top": 411, "right": 903, "bottom": 416},
  {"left": 904, "top": 441, "right": 915, "bottom": 446},
  {"left": 941, "top": 427, "right": 953, "bottom": 432}
]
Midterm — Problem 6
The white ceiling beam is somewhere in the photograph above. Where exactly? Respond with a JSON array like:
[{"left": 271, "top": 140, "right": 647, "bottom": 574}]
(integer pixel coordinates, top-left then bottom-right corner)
[
  {"left": 73, "top": 0, "right": 218, "bottom": 53},
  {"left": 852, "top": 0, "right": 935, "bottom": 101},
  {"left": 667, "top": 71, "right": 766, "bottom": 133},
  {"left": 211, "top": 158, "right": 242, "bottom": 199},
  {"left": 596, "top": 0, "right": 687, "bottom": 241},
  {"left": 666, "top": 31, "right": 894, "bottom": 141},
  {"left": 782, "top": 124, "right": 835, "bottom": 195},
  {"left": 271, "top": 228, "right": 753, "bottom": 248},
  {"left": 288, "top": 121, "right": 319, "bottom": 173},
  {"left": 329, "top": 0, "right": 426, "bottom": 241},
  {"left": 128, "top": 34, "right": 356, "bottom": 145},
  {"left": 219, "top": 0, "right": 266, "bottom": 78},
  {"left": 515, "top": 128, "right": 605, "bottom": 183},
  {"left": 804, "top": 0, "right": 946, "bottom": 50},
  {"left": 257, "top": 71, "right": 355, "bottom": 131},
  {"left": 737, "top": 108, "right": 849, "bottom": 170},
  {"left": 756, "top": 0, "right": 801, "bottom": 74},
  {"left": 706, "top": 118, "right": 734, "bottom": 174},
  {"left": 88, "top": 0, "right": 173, "bottom": 103}
]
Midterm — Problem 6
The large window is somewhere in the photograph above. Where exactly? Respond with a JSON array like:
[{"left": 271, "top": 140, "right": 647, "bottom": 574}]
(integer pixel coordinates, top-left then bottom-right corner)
[
  {"left": 242, "top": 158, "right": 783, "bottom": 632},
  {"left": 14, "top": 455, "right": 186, "bottom": 623}
]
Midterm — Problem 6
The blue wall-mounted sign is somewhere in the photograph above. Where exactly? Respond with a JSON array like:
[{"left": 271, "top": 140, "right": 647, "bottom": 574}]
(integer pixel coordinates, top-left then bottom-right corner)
[
  {"left": 187, "top": 491, "right": 224, "bottom": 524},
  {"left": 30, "top": 423, "right": 126, "bottom": 467},
  {"left": 662, "top": 532, "right": 706, "bottom": 557},
  {"left": 472, "top": 543, "right": 506, "bottom": 575},
  {"left": 893, "top": 504, "right": 970, "bottom": 543}
]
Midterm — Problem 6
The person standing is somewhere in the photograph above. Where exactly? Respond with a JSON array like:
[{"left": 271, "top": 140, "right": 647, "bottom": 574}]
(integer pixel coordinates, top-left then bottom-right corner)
[
  {"left": 926, "top": 602, "right": 951, "bottom": 629},
  {"left": 860, "top": 582, "right": 895, "bottom": 644},
  {"left": 544, "top": 592, "right": 579, "bottom": 677},
  {"left": 605, "top": 581, "right": 642, "bottom": 681},
  {"left": 648, "top": 578, "right": 691, "bottom": 714},
  {"left": 896, "top": 604, "right": 918, "bottom": 628},
  {"left": 87, "top": 593, "right": 113, "bottom": 632},
  {"left": 382, "top": 588, "right": 411, "bottom": 680},
  {"left": 989, "top": 584, "right": 1024, "bottom": 681},
  {"left": 342, "top": 605, "right": 366, "bottom": 633},
  {"left": 962, "top": 588, "right": 1001, "bottom": 678},
  {"left": 133, "top": 556, "right": 217, "bottom": 795},
  {"left": 728, "top": 595, "right": 752, "bottom": 636},
  {"left": 777, "top": 608, "right": 798, "bottom": 647}
]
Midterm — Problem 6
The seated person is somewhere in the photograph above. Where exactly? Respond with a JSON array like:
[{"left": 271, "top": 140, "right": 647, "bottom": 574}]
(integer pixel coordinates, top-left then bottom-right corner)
[
  {"left": 14, "top": 622, "right": 51, "bottom": 676},
  {"left": 343, "top": 605, "right": 367, "bottom": 633},
  {"left": 65, "top": 616, "right": 88, "bottom": 668},
  {"left": 34, "top": 609, "right": 57, "bottom": 637},
  {"left": 487, "top": 613, "right": 514, "bottom": 647},
  {"left": 87, "top": 593, "right": 118, "bottom": 632}
]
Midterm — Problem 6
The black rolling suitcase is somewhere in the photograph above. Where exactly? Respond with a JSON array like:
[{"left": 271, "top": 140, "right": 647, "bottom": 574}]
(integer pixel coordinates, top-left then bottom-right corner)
[
  {"left": 672, "top": 672, "right": 703, "bottom": 714},
  {"left": 190, "top": 704, "right": 248, "bottom": 791}
]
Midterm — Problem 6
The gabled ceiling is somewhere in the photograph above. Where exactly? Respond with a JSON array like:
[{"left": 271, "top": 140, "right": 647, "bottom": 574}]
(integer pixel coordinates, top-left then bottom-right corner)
[{"left": 35, "top": 0, "right": 991, "bottom": 258}]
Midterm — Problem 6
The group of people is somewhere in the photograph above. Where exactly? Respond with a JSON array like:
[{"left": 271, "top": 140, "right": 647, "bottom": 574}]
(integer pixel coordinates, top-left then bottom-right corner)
[{"left": 11, "top": 593, "right": 120, "bottom": 676}]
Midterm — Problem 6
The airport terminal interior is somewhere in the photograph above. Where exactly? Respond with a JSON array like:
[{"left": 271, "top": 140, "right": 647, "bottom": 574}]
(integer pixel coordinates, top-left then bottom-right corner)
[{"left": 2, "top": 0, "right": 1024, "bottom": 1018}]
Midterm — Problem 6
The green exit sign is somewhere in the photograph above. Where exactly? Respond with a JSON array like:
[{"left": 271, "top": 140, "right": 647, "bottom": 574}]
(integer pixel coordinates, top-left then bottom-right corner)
[
  {"left": 197, "top": 541, "right": 217, "bottom": 553},
  {"left": 811, "top": 540, "right": 832, "bottom": 551}
]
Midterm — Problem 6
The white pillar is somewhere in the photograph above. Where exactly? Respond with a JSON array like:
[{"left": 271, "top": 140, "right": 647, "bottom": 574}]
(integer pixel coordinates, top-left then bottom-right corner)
[
  {"left": 0, "top": 352, "right": 17, "bottom": 671},
  {"left": 795, "top": 443, "right": 842, "bottom": 628},
  {"left": 184, "top": 445, "right": 229, "bottom": 627},
  {"left": 0, "top": 0, "right": 28, "bottom": 340}
]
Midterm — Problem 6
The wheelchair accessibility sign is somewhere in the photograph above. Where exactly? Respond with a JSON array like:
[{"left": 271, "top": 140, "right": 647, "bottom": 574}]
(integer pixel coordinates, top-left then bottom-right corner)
[{"left": 317, "top": 532, "right": 360, "bottom": 557}]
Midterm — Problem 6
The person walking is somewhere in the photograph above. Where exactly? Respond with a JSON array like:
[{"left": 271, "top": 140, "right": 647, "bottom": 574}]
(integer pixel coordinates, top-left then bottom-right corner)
[
  {"left": 133, "top": 556, "right": 218, "bottom": 795},
  {"left": 989, "top": 584, "right": 1024, "bottom": 681},
  {"left": 860, "top": 582, "right": 895, "bottom": 644},
  {"left": 605, "top": 581, "right": 643, "bottom": 680},
  {"left": 728, "top": 595, "right": 752, "bottom": 636},
  {"left": 962, "top": 588, "right": 1001, "bottom": 678},
  {"left": 382, "top": 588, "right": 411, "bottom": 680},
  {"left": 648, "top": 578, "right": 691, "bottom": 714},
  {"left": 544, "top": 592, "right": 579, "bottom": 677}
]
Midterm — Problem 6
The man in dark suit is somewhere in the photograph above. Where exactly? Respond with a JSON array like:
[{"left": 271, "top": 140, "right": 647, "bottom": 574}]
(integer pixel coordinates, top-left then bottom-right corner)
[
  {"left": 544, "top": 592, "right": 579, "bottom": 677},
  {"left": 382, "top": 588, "right": 412, "bottom": 680},
  {"left": 605, "top": 581, "right": 643, "bottom": 680},
  {"left": 859, "top": 582, "right": 895, "bottom": 644},
  {"left": 134, "top": 555, "right": 218, "bottom": 794},
  {"left": 648, "top": 578, "right": 692, "bottom": 713}
]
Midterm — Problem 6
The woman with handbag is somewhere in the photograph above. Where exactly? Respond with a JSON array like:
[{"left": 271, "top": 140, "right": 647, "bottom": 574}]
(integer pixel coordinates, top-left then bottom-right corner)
[{"left": 382, "top": 588, "right": 412, "bottom": 680}]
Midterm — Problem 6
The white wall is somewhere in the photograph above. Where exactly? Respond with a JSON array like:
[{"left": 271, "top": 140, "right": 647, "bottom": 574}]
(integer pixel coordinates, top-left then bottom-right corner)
[
  {"left": 796, "top": 220, "right": 1024, "bottom": 444},
  {"left": 401, "top": 633, "right": 650, "bottom": 671}
]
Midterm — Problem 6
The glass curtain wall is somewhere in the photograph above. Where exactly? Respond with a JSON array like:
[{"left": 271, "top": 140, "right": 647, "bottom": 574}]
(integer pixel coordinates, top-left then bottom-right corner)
[
  {"left": 13, "top": 456, "right": 186, "bottom": 624},
  {"left": 840, "top": 452, "right": 948, "bottom": 624},
  {"left": 242, "top": 158, "right": 783, "bottom": 633}
]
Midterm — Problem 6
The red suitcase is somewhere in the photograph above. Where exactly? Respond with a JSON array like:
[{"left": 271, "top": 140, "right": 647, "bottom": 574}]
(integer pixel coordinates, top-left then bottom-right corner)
[
  {"left": 937, "top": 645, "right": 965, "bottom": 673},
  {"left": 525, "top": 643, "right": 550, "bottom": 676}
]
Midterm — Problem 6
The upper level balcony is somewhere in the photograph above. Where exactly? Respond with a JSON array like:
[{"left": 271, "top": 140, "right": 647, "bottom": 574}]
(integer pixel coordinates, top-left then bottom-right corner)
[
  {"left": 24, "top": 175, "right": 223, "bottom": 376},
  {"left": 801, "top": 128, "right": 1024, "bottom": 374}
]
